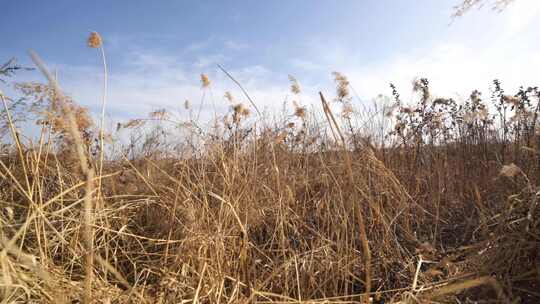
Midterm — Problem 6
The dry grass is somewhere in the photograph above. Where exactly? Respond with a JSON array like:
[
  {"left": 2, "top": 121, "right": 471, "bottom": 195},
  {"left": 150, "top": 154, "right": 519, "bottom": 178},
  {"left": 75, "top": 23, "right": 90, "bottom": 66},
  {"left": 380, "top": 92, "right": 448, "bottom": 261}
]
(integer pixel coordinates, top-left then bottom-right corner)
[{"left": 0, "top": 43, "right": 539, "bottom": 304}]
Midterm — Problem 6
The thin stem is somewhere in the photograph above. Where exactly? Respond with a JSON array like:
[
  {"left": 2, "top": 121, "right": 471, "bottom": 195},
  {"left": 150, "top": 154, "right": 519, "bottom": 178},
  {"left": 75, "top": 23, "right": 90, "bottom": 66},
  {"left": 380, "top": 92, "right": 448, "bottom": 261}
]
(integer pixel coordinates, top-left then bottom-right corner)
[
  {"left": 98, "top": 44, "right": 108, "bottom": 199},
  {"left": 29, "top": 50, "right": 96, "bottom": 304},
  {"left": 217, "top": 64, "right": 261, "bottom": 116}
]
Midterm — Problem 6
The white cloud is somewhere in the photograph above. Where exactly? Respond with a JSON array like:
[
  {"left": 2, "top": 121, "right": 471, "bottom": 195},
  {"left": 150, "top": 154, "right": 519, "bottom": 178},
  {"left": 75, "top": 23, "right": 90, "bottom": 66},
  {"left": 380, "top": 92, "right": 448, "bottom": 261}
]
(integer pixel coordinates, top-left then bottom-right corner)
[
  {"left": 339, "top": 41, "right": 539, "bottom": 106},
  {"left": 224, "top": 40, "right": 249, "bottom": 51},
  {"left": 503, "top": 0, "right": 540, "bottom": 37},
  {"left": 290, "top": 58, "right": 324, "bottom": 72},
  {"left": 194, "top": 54, "right": 228, "bottom": 68},
  {"left": 296, "top": 4, "right": 540, "bottom": 105}
]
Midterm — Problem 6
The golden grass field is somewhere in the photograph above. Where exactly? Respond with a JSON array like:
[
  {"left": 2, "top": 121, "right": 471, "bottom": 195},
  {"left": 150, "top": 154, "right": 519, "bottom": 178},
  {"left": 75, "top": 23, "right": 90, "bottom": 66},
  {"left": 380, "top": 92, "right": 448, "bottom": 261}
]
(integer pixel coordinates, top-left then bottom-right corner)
[{"left": 0, "top": 32, "right": 539, "bottom": 303}]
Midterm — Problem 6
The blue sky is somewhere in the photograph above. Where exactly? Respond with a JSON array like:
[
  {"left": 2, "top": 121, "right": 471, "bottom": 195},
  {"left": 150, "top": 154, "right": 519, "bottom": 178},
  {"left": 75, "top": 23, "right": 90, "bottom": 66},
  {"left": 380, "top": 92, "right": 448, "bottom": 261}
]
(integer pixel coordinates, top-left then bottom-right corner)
[{"left": 2, "top": 0, "right": 540, "bottom": 123}]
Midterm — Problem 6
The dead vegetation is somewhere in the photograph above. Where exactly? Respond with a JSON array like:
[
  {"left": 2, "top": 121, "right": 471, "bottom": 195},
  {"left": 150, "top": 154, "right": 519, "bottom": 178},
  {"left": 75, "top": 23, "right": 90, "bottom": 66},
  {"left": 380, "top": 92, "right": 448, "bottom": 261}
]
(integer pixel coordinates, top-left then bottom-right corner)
[{"left": 0, "top": 39, "right": 539, "bottom": 304}]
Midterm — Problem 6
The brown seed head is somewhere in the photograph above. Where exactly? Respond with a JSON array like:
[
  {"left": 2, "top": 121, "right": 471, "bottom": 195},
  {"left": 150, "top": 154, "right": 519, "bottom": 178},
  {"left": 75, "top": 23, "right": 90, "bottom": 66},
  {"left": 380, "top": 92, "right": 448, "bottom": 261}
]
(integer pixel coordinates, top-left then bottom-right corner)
[
  {"left": 224, "top": 91, "right": 234, "bottom": 103},
  {"left": 122, "top": 119, "right": 145, "bottom": 129},
  {"left": 201, "top": 74, "right": 211, "bottom": 88},
  {"left": 294, "top": 106, "right": 306, "bottom": 118},
  {"left": 149, "top": 109, "right": 168, "bottom": 120},
  {"left": 87, "top": 32, "right": 103, "bottom": 48},
  {"left": 477, "top": 108, "right": 489, "bottom": 120},
  {"left": 341, "top": 102, "right": 354, "bottom": 118},
  {"left": 232, "top": 103, "right": 250, "bottom": 122},
  {"left": 288, "top": 75, "right": 301, "bottom": 94},
  {"left": 503, "top": 95, "right": 520, "bottom": 106},
  {"left": 332, "top": 72, "right": 350, "bottom": 99}
]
